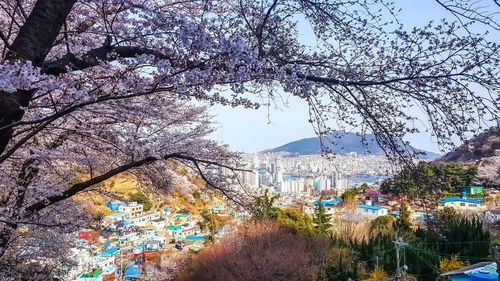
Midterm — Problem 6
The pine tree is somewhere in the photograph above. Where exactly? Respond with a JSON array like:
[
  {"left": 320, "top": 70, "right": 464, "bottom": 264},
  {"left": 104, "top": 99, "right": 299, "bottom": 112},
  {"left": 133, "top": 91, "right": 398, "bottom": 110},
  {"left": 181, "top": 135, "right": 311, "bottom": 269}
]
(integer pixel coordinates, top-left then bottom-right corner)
[
  {"left": 313, "top": 196, "right": 332, "bottom": 234},
  {"left": 252, "top": 189, "right": 279, "bottom": 220},
  {"left": 396, "top": 201, "right": 412, "bottom": 234},
  {"left": 369, "top": 215, "right": 395, "bottom": 238},
  {"left": 199, "top": 209, "right": 221, "bottom": 243},
  {"left": 129, "top": 191, "right": 152, "bottom": 211}
]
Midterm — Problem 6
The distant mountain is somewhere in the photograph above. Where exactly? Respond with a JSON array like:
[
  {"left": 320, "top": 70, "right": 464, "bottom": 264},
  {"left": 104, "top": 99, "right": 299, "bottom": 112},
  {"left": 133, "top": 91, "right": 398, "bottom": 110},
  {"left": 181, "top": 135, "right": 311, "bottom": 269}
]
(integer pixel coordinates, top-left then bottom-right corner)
[
  {"left": 263, "top": 131, "right": 441, "bottom": 159},
  {"left": 438, "top": 126, "right": 500, "bottom": 163}
]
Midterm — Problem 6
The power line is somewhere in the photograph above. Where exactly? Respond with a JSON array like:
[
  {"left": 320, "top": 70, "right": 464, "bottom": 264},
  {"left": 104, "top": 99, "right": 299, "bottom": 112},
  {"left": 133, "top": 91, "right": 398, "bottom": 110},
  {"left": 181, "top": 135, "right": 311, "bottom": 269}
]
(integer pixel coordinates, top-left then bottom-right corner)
[
  {"left": 417, "top": 240, "right": 491, "bottom": 245},
  {"left": 364, "top": 246, "right": 396, "bottom": 263},
  {"left": 407, "top": 245, "right": 493, "bottom": 261},
  {"left": 360, "top": 239, "right": 493, "bottom": 280},
  {"left": 406, "top": 246, "right": 439, "bottom": 273}
]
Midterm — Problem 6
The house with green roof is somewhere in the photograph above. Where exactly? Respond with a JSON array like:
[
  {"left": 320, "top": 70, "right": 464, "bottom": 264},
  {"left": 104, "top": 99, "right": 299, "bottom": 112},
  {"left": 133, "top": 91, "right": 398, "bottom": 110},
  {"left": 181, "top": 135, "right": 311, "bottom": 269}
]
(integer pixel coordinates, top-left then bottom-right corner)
[
  {"left": 166, "top": 225, "right": 183, "bottom": 239},
  {"left": 76, "top": 269, "right": 103, "bottom": 281},
  {"left": 461, "top": 185, "right": 483, "bottom": 196}
]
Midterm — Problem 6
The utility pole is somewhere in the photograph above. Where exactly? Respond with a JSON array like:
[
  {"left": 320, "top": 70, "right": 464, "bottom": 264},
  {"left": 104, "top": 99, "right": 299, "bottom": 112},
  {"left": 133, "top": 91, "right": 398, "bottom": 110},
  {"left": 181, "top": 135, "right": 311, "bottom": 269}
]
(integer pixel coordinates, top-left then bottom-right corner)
[
  {"left": 393, "top": 239, "right": 408, "bottom": 281},
  {"left": 395, "top": 241, "right": 400, "bottom": 281}
]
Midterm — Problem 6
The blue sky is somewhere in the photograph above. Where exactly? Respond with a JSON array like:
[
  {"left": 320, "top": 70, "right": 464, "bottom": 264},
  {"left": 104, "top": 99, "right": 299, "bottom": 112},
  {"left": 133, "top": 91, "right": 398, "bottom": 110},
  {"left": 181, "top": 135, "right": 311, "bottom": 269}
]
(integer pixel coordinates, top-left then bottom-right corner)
[{"left": 210, "top": 0, "right": 497, "bottom": 154}]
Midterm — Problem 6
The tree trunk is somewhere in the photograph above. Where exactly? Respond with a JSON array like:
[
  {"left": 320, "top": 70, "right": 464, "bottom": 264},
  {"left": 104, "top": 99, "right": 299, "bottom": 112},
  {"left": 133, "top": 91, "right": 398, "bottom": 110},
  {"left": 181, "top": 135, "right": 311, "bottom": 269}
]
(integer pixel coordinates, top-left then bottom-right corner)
[
  {"left": 0, "top": 223, "right": 16, "bottom": 260},
  {"left": 0, "top": 0, "right": 77, "bottom": 154},
  {"left": 6, "top": 0, "right": 77, "bottom": 64},
  {"left": 0, "top": 0, "right": 78, "bottom": 260}
]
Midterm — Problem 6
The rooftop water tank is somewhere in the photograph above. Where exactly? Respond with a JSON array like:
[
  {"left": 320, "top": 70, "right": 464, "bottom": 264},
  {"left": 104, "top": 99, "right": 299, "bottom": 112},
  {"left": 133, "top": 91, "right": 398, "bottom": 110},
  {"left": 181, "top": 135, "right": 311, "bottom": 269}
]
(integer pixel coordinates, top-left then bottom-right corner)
[{"left": 461, "top": 191, "right": 467, "bottom": 198}]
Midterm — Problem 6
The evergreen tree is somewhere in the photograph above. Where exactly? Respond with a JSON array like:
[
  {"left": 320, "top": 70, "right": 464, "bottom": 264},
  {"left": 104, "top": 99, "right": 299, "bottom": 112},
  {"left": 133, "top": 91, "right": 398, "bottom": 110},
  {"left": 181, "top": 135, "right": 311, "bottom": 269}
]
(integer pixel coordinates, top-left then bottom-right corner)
[
  {"left": 380, "top": 162, "right": 477, "bottom": 197},
  {"left": 395, "top": 201, "right": 412, "bottom": 234},
  {"left": 252, "top": 189, "right": 279, "bottom": 220},
  {"left": 277, "top": 208, "right": 316, "bottom": 237},
  {"left": 129, "top": 191, "right": 152, "bottom": 211},
  {"left": 313, "top": 196, "right": 332, "bottom": 234},
  {"left": 323, "top": 246, "right": 362, "bottom": 281},
  {"left": 341, "top": 189, "right": 360, "bottom": 209},
  {"left": 199, "top": 209, "right": 221, "bottom": 243},
  {"left": 369, "top": 215, "right": 395, "bottom": 238}
]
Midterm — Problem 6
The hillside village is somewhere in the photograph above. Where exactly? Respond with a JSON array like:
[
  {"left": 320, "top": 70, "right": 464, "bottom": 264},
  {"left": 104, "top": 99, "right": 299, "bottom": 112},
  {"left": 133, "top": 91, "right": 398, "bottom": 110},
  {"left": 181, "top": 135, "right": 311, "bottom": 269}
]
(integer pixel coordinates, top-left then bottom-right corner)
[{"left": 67, "top": 173, "right": 246, "bottom": 281}]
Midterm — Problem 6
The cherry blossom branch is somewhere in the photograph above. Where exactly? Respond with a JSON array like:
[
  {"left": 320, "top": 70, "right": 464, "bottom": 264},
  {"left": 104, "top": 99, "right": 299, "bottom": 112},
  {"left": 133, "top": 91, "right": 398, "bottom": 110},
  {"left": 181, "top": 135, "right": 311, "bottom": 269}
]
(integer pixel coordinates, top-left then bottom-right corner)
[
  {"left": 435, "top": 0, "right": 500, "bottom": 31},
  {"left": 25, "top": 155, "right": 160, "bottom": 212},
  {"left": 0, "top": 218, "right": 66, "bottom": 228},
  {"left": 42, "top": 42, "right": 172, "bottom": 75},
  {"left": 0, "top": 84, "right": 169, "bottom": 164},
  {"left": 25, "top": 152, "right": 246, "bottom": 212}
]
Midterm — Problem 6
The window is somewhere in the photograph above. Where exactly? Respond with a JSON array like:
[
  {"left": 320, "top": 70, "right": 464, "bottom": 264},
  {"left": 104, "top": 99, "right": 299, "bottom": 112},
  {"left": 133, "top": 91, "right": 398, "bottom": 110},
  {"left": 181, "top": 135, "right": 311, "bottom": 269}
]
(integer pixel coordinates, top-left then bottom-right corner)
[
  {"left": 469, "top": 204, "right": 477, "bottom": 207},
  {"left": 460, "top": 203, "right": 465, "bottom": 206}
]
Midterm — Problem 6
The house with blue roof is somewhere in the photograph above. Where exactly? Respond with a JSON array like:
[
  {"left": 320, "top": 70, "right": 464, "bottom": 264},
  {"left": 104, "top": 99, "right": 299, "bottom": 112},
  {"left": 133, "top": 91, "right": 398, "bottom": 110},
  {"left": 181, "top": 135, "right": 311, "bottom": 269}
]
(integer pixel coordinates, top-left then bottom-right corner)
[
  {"left": 439, "top": 197, "right": 484, "bottom": 212},
  {"left": 356, "top": 203, "right": 388, "bottom": 217},
  {"left": 124, "top": 264, "right": 141, "bottom": 280},
  {"left": 313, "top": 197, "right": 342, "bottom": 206},
  {"left": 92, "top": 248, "right": 118, "bottom": 280},
  {"left": 439, "top": 262, "right": 497, "bottom": 281},
  {"left": 185, "top": 235, "right": 205, "bottom": 241},
  {"left": 98, "top": 247, "right": 119, "bottom": 257},
  {"left": 304, "top": 197, "right": 343, "bottom": 216},
  {"left": 105, "top": 201, "right": 123, "bottom": 211}
]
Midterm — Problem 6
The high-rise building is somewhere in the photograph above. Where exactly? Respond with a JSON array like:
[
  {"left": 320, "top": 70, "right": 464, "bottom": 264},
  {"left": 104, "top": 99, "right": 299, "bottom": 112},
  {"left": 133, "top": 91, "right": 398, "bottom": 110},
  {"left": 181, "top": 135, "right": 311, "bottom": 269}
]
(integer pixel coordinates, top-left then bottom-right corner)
[
  {"left": 275, "top": 169, "right": 283, "bottom": 183},
  {"left": 331, "top": 171, "right": 348, "bottom": 192}
]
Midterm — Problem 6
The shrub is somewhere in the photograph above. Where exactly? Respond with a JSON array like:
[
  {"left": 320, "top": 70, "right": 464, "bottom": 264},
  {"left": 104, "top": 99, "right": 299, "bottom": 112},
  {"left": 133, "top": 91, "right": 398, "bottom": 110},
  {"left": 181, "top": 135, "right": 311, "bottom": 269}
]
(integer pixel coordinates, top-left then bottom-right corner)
[
  {"left": 179, "top": 221, "right": 327, "bottom": 281},
  {"left": 129, "top": 191, "right": 152, "bottom": 211}
]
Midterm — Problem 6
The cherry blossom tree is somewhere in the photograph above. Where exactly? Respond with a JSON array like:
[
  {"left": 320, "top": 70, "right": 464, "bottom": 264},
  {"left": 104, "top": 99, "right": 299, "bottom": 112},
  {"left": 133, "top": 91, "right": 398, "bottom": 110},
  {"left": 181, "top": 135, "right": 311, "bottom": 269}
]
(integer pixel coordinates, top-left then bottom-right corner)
[
  {"left": 0, "top": 0, "right": 498, "bottom": 278},
  {"left": 477, "top": 156, "right": 500, "bottom": 187}
]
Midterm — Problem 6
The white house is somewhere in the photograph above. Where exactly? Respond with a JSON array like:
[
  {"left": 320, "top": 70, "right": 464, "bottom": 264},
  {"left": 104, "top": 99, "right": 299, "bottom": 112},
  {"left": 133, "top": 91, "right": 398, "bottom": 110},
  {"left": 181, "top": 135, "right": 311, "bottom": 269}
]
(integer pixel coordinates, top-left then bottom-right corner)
[
  {"left": 95, "top": 256, "right": 116, "bottom": 276},
  {"left": 67, "top": 247, "right": 94, "bottom": 280},
  {"left": 119, "top": 202, "right": 143, "bottom": 217},
  {"left": 212, "top": 204, "right": 227, "bottom": 214},
  {"left": 127, "top": 211, "right": 161, "bottom": 227},
  {"left": 103, "top": 212, "right": 129, "bottom": 225},
  {"left": 162, "top": 206, "right": 172, "bottom": 215},
  {"left": 117, "top": 233, "right": 140, "bottom": 247},
  {"left": 166, "top": 225, "right": 183, "bottom": 238},
  {"left": 438, "top": 197, "right": 484, "bottom": 212},
  {"left": 356, "top": 204, "right": 388, "bottom": 217},
  {"left": 150, "top": 218, "right": 167, "bottom": 231},
  {"left": 140, "top": 227, "right": 157, "bottom": 238},
  {"left": 144, "top": 240, "right": 162, "bottom": 251}
]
